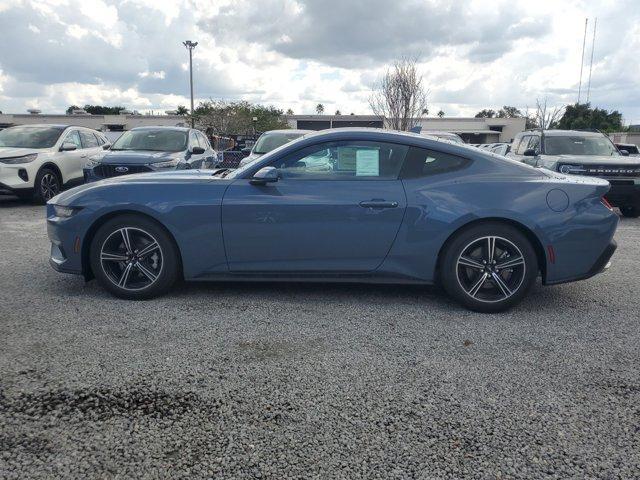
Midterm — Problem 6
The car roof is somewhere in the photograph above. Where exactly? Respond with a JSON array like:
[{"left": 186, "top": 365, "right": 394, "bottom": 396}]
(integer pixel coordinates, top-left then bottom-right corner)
[
  {"left": 9, "top": 123, "right": 69, "bottom": 128},
  {"left": 261, "top": 129, "right": 313, "bottom": 135},
  {"left": 130, "top": 126, "right": 191, "bottom": 132},
  {"left": 521, "top": 129, "right": 605, "bottom": 137}
]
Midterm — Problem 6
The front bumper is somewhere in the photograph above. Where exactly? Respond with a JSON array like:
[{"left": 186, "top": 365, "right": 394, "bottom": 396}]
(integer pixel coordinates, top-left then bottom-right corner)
[
  {"left": 0, "top": 163, "right": 34, "bottom": 192},
  {"left": 46, "top": 204, "right": 90, "bottom": 275},
  {"left": 605, "top": 180, "right": 640, "bottom": 207}
]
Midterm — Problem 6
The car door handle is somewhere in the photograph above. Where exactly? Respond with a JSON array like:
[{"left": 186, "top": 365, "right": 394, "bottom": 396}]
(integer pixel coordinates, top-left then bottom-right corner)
[{"left": 359, "top": 200, "right": 398, "bottom": 209}]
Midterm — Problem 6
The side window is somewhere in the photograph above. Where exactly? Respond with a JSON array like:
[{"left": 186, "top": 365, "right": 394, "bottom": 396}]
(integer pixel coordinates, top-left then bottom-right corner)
[
  {"left": 63, "top": 130, "right": 82, "bottom": 148},
  {"left": 189, "top": 131, "right": 200, "bottom": 149},
  {"left": 79, "top": 130, "right": 99, "bottom": 149},
  {"left": 198, "top": 132, "right": 211, "bottom": 149},
  {"left": 94, "top": 133, "right": 105, "bottom": 146},
  {"left": 515, "top": 136, "right": 532, "bottom": 155},
  {"left": 272, "top": 140, "right": 409, "bottom": 180},
  {"left": 528, "top": 136, "right": 540, "bottom": 153},
  {"left": 400, "top": 147, "right": 471, "bottom": 179}
]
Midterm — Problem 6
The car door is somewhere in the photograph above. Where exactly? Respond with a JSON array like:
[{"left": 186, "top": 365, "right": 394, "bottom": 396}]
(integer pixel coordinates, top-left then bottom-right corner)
[
  {"left": 56, "top": 129, "right": 85, "bottom": 184},
  {"left": 221, "top": 139, "right": 409, "bottom": 272}
]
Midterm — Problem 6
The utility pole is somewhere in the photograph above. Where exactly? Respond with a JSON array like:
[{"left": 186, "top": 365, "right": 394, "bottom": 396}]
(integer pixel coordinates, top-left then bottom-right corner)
[
  {"left": 577, "top": 18, "right": 588, "bottom": 104},
  {"left": 586, "top": 18, "right": 597, "bottom": 103},
  {"left": 183, "top": 40, "right": 198, "bottom": 127}
]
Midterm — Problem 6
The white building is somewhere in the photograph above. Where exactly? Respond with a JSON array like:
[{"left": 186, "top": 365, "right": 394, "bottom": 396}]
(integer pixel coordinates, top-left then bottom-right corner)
[
  {"left": 285, "top": 115, "right": 525, "bottom": 143},
  {"left": 0, "top": 112, "right": 188, "bottom": 132}
]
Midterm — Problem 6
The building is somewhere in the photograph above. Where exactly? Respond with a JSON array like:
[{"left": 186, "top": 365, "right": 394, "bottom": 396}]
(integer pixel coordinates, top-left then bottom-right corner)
[
  {"left": 285, "top": 115, "right": 525, "bottom": 143},
  {"left": 1, "top": 111, "right": 525, "bottom": 144},
  {"left": 0, "top": 112, "right": 188, "bottom": 132},
  {"left": 609, "top": 131, "right": 640, "bottom": 148}
]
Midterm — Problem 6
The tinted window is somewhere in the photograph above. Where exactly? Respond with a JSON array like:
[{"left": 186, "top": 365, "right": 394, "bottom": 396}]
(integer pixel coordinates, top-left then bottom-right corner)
[
  {"left": 63, "top": 130, "right": 82, "bottom": 148},
  {"left": 528, "top": 136, "right": 540, "bottom": 153},
  {"left": 400, "top": 147, "right": 470, "bottom": 179},
  {"left": 80, "top": 130, "right": 99, "bottom": 148},
  {"left": 273, "top": 140, "right": 408, "bottom": 180},
  {"left": 190, "top": 131, "right": 200, "bottom": 148},
  {"left": 0, "top": 125, "right": 64, "bottom": 148},
  {"left": 544, "top": 136, "right": 617, "bottom": 156},
  {"left": 254, "top": 132, "right": 306, "bottom": 154},
  {"left": 94, "top": 133, "right": 105, "bottom": 146},
  {"left": 111, "top": 129, "right": 188, "bottom": 152}
]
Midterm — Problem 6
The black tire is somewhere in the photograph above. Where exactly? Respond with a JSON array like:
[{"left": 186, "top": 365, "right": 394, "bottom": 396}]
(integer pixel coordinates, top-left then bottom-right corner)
[
  {"left": 33, "top": 167, "right": 61, "bottom": 204},
  {"left": 89, "top": 214, "right": 180, "bottom": 299},
  {"left": 440, "top": 222, "right": 538, "bottom": 313},
  {"left": 620, "top": 206, "right": 640, "bottom": 218}
]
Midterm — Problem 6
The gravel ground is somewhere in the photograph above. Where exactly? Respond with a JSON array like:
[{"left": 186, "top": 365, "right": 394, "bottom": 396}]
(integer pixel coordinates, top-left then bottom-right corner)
[{"left": 0, "top": 196, "right": 639, "bottom": 479}]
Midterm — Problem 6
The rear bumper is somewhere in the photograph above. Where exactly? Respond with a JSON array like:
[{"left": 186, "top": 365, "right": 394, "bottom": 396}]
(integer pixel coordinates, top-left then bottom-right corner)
[{"left": 546, "top": 240, "right": 617, "bottom": 285}]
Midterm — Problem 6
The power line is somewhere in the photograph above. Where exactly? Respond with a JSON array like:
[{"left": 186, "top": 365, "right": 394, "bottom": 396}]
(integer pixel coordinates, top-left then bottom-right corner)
[
  {"left": 577, "top": 18, "right": 588, "bottom": 104},
  {"left": 586, "top": 18, "right": 597, "bottom": 103}
]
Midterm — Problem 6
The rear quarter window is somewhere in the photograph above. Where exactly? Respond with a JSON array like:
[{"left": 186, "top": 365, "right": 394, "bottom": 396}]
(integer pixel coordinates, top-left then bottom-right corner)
[{"left": 400, "top": 147, "right": 471, "bottom": 179}]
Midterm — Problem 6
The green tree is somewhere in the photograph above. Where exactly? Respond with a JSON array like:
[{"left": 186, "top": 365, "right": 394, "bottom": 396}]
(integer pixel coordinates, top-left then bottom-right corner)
[
  {"left": 556, "top": 103, "right": 623, "bottom": 132},
  {"left": 193, "top": 100, "right": 289, "bottom": 135},
  {"left": 176, "top": 105, "right": 189, "bottom": 115},
  {"left": 316, "top": 103, "right": 325, "bottom": 114},
  {"left": 286, "top": 108, "right": 294, "bottom": 115},
  {"left": 437, "top": 109, "right": 445, "bottom": 118},
  {"left": 335, "top": 110, "right": 341, "bottom": 115},
  {"left": 497, "top": 106, "right": 522, "bottom": 118},
  {"left": 66, "top": 105, "right": 126, "bottom": 115},
  {"left": 475, "top": 109, "right": 496, "bottom": 118}
]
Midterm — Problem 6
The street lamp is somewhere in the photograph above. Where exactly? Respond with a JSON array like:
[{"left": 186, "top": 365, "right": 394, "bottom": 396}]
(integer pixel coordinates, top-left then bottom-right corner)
[{"left": 182, "top": 40, "right": 198, "bottom": 127}]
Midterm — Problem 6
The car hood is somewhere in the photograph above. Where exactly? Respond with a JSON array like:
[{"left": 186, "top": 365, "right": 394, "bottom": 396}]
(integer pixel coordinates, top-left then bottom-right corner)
[
  {"left": 542, "top": 154, "right": 640, "bottom": 166},
  {"left": 0, "top": 147, "right": 47, "bottom": 158},
  {"left": 49, "top": 170, "right": 225, "bottom": 205},
  {"left": 98, "top": 150, "right": 183, "bottom": 165}
]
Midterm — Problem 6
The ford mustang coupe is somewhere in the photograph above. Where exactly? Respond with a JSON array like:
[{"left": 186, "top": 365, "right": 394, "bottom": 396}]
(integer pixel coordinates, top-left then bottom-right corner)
[{"left": 46, "top": 129, "right": 618, "bottom": 312}]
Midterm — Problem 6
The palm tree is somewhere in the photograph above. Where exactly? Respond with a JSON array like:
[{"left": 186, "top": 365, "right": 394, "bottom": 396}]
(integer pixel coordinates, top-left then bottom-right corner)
[
  {"left": 316, "top": 104, "right": 325, "bottom": 114},
  {"left": 335, "top": 110, "right": 341, "bottom": 115}
]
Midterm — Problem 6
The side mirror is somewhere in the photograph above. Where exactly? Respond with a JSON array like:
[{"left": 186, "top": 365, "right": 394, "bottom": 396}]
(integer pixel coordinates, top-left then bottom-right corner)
[
  {"left": 60, "top": 142, "right": 77, "bottom": 151},
  {"left": 191, "top": 146, "right": 206, "bottom": 155},
  {"left": 102, "top": 143, "right": 111, "bottom": 150},
  {"left": 619, "top": 149, "right": 629, "bottom": 157},
  {"left": 241, "top": 147, "right": 252, "bottom": 155},
  {"left": 523, "top": 148, "right": 537, "bottom": 157},
  {"left": 250, "top": 166, "right": 278, "bottom": 185}
]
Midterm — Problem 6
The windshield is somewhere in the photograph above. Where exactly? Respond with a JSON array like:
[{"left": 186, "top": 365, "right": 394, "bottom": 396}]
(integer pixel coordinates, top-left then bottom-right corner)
[
  {"left": 0, "top": 126, "right": 65, "bottom": 148},
  {"left": 253, "top": 132, "right": 305, "bottom": 154},
  {"left": 544, "top": 136, "right": 618, "bottom": 156},
  {"left": 111, "top": 129, "right": 187, "bottom": 152}
]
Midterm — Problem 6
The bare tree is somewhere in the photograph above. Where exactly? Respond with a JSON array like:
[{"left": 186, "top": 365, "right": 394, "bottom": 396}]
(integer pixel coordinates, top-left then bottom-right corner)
[
  {"left": 531, "top": 97, "right": 564, "bottom": 129},
  {"left": 369, "top": 57, "right": 429, "bottom": 131}
]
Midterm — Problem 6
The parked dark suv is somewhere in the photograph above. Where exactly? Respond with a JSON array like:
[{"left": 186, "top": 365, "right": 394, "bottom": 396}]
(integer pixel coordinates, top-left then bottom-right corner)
[
  {"left": 83, "top": 127, "right": 218, "bottom": 182},
  {"left": 509, "top": 130, "right": 640, "bottom": 217}
]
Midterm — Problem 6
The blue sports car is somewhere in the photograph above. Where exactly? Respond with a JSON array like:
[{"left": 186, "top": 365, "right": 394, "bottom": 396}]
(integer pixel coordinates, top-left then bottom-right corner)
[{"left": 47, "top": 128, "right": 618, "bottom": 312}]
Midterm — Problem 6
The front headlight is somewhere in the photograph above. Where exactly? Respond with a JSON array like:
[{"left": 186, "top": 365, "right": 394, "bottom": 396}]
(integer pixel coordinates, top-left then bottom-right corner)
[
  {"left": 0, "top": 153, "right": 38, "bottom": 164},
  {"left": 53, "top": 205, "right": 82, "bottom": 218},
  {"left": 153, "top": 159, "right": 180, "bottom": 169}
]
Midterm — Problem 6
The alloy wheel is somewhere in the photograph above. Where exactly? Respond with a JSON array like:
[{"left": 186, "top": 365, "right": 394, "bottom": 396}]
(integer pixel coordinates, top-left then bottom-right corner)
[
  {"left": 456, "top": 236, "right": 526, "bottom": 303},
  {"left": 40, "top": 173, "right": 59, "bottom": 201},
  {"left": 100, "top": 227, "right": 163, "bottom": 291}
]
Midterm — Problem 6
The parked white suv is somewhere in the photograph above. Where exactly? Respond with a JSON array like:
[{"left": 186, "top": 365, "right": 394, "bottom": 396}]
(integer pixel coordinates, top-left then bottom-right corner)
[{"left": 0, "top": 124, "right": 109, "bottom": 203}]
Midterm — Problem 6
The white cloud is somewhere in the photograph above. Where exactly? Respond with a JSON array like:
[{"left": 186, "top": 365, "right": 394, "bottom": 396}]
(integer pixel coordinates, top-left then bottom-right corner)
[{"left": 0, "top": 0, "right": 638, "bottom": 123}]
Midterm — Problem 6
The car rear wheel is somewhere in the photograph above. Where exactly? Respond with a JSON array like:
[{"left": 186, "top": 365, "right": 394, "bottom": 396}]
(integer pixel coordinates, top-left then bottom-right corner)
[
  {"left": 440, "top": 222, "right": 538, "bottom": 313},
  {"left": 33, "top": 168, "right": 61, "bottom": 204},
  {"left": 620, "top": 206, "right": 640, "bottom": 218},
  {"left": 89, "top": 215, "right": 179, "bottom": 299}
]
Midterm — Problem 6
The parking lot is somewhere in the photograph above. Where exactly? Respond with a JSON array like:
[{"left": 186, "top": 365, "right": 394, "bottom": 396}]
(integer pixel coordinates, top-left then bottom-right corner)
[{"left": 0, "top": 196, "right": 639, "bottom": 479}]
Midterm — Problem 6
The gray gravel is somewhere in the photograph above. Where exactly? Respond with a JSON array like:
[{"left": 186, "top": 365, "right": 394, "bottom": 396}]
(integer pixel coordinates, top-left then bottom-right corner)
[{"left": 0, "top": 195, "right": 639, "bottom": 479}]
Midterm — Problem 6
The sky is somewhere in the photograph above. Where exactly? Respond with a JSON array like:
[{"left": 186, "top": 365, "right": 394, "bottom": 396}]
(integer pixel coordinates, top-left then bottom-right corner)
[{"left": 0, "top": 0, "right": 639, "bottom": 123}]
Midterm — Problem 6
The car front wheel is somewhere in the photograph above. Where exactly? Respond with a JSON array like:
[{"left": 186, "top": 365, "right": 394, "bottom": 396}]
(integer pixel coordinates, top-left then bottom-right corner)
[
  {"left": 33, "top": 168, "right": 61, "bottom": 204},
  {"left": 440, "top": 222, "right": 538, "bottom": 313},
  {"left": 89, "top": 215, "right": 179, "bottom": 299}
]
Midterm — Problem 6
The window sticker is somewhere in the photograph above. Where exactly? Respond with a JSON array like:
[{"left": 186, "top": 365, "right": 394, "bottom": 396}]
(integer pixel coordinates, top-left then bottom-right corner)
[
  {"left": 337, "top": 147, "right": 357, "bottom": 171},
  {"left": 356, "top": 148, "right": 380, "bottom": 176}
]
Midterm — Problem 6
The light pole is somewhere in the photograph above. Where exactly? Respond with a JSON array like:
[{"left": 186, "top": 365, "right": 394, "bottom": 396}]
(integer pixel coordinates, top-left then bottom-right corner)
[{"left": 182, "top": 40, "right": 198, "bottom": 127}]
